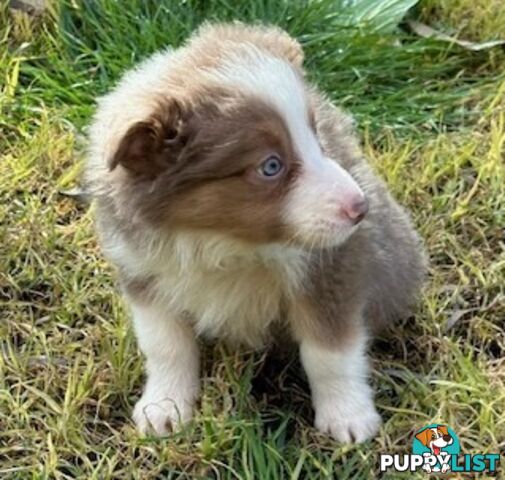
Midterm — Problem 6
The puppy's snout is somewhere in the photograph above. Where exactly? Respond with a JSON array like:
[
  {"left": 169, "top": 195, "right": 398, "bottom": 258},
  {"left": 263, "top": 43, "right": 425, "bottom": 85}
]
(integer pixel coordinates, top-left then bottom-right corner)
[
  {"left": 443, "top": 435, "right": 452, "bottom": 443},
  {"left": 342, "top": 196, "right": 369, "bottom": 225}
]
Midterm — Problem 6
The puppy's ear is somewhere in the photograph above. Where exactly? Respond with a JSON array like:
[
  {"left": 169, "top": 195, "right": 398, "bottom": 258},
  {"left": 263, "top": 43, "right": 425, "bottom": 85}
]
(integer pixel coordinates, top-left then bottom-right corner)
[
  {"left": 110, "top": 100, "right": 190, "bottom": 178},
  {"left": 415, "top": 429, "right": 431, "bottom": 446}
]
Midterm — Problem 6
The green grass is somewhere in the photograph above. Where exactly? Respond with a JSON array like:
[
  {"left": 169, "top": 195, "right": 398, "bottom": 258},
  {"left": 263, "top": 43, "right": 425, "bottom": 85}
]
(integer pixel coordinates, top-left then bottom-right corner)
[{"left": 1, "top": 1, "right": 504, "bottom": 478}]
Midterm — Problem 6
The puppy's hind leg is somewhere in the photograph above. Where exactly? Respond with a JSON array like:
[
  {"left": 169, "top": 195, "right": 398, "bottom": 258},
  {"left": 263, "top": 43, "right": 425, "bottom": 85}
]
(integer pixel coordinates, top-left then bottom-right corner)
[
  {"left": 299, "top": 327, "right": 381, "bottom": 443},
  {"left": 129, "top": 299, "right": 200, "bottom": 436}
]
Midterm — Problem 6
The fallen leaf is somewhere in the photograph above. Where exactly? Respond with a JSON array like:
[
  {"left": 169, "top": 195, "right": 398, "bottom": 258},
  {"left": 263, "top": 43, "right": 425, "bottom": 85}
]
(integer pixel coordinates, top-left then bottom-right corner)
[
  {"left": 58, "top": 187, "right": 90, "bottom": 204},
  {"left": 407, "top": 20, "right": 505, "bottom": 51}
]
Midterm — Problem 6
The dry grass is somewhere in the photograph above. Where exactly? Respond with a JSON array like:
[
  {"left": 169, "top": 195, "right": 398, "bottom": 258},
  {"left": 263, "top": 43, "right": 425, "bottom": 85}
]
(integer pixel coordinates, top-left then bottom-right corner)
[
  {"left": 1, "top": 1, "right": 504, "bottom": 478},
  {"left": 420, "top": 0, "right": 505, "bottom": 41}
]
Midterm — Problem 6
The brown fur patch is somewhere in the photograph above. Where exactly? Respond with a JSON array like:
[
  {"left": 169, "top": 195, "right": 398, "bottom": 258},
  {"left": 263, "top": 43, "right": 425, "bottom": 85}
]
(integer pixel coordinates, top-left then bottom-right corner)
[
  {"left": 288, "top": 294, "right": 362, "bottom": 349},
  {"left": 112, "top": 94, "right": 301, "bottom": 243},
  {"left": 121, "top": 274, "right": 157, "bottom": 301},
  {"left": 288, "top": 232, "right": 370, "bottom": 348}
]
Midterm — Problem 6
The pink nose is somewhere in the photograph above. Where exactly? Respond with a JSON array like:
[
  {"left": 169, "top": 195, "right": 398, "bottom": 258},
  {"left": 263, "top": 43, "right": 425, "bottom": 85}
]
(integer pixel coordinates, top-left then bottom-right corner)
[{"left": 341, "top": 196, "right": 369, "bottom": 224}]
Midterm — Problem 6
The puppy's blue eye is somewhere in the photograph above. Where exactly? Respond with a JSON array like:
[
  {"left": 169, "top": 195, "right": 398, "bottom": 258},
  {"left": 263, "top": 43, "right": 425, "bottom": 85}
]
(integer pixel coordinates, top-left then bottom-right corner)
[{"left": 258, "top": 155, "right": 283, "bottom": 177}]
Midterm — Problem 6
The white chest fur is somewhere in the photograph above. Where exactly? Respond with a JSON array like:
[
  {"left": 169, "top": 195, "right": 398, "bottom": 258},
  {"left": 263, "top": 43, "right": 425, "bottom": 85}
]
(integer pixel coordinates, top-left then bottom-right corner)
[{"left": 105, "top": 229, "right": 308, "bottom": 347}]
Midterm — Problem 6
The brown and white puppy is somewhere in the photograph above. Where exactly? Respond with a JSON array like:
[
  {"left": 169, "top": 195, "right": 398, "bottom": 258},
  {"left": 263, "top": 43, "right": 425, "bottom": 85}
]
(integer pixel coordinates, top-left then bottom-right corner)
[{"left": 86, "top": 22, "right": 426, "bottom": 443}]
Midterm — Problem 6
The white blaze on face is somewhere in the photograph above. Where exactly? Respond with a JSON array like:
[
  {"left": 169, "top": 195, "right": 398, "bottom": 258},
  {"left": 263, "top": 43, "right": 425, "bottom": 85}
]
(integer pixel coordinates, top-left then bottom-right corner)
[
  {"left": 208, "top": 47, "right": 365, "bottom": 247},
  {"left": 285, "top": 156, "right": 366, "bottom": 247}
]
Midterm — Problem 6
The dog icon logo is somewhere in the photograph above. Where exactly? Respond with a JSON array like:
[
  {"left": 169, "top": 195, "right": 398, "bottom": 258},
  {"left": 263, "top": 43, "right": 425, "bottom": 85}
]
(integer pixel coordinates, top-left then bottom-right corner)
[{"left": 412, "top": 424, "right": 460, "bottom": 473}]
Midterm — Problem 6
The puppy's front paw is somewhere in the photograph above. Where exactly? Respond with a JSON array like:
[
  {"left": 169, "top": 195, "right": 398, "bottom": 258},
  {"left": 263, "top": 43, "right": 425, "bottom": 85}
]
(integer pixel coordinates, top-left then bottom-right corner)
[
  {"left": 133, "top": 392, "right": 194, "bottom": 436},
  {"left": 314, "top": 395, "right": 382, "bottom": 443}
]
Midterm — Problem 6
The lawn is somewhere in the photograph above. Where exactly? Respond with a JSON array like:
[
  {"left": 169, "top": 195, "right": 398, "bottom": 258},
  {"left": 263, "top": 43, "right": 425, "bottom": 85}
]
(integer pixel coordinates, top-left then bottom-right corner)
[{"left": 1, "top": 1, "right": 504, "bottom": 478}]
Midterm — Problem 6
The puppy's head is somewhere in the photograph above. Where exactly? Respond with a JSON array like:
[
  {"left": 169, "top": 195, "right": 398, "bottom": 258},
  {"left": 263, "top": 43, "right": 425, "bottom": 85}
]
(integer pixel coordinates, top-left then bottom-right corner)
[{"left": 109, "top": 47, "right": 366, "bottom": 249}]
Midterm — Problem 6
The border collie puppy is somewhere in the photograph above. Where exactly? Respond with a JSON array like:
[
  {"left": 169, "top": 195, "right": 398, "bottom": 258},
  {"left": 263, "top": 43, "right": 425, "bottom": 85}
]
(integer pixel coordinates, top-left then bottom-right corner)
[{"left": 86, "top": 22, "right": 426, "bottom": 443}]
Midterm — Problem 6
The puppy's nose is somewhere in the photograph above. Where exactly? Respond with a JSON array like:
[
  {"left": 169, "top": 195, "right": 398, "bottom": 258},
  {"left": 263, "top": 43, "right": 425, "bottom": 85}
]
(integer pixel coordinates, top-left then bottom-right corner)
[
  {"left": 443, "top": 435, "right": 452, "bottom": 442},
  {"left": 342, "top": 196, "right": 369, "bottom": 225}
]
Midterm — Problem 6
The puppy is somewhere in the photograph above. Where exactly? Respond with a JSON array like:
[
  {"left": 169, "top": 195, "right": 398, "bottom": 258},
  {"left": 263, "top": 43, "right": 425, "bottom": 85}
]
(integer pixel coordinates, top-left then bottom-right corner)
[{"left": 86, "top": 22, "right": 426, "bottom": 443}]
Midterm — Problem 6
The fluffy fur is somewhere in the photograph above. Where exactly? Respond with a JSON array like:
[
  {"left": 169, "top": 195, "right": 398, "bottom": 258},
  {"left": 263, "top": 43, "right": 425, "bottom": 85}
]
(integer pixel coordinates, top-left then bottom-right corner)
[{"left": 86, "top": 22, "right": 427, "bottom": 442}]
